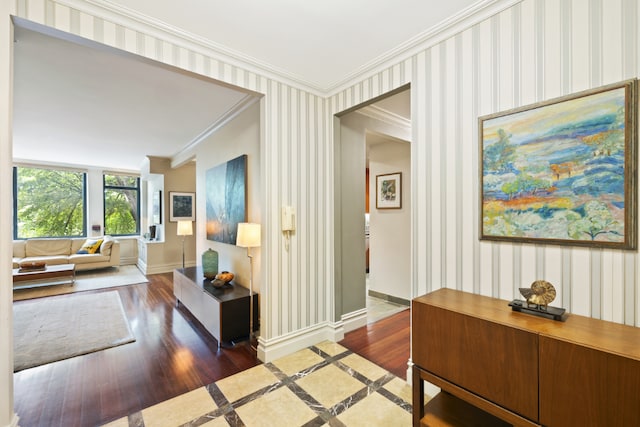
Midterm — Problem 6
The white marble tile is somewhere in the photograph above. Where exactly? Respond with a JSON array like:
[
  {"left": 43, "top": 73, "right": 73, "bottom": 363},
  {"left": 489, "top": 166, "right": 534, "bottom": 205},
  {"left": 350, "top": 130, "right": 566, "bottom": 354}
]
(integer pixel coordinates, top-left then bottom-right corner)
[
  {"left": 141, "top": 387, "right": 217, "bottom": 427},
  {"left": 337, "top": 392, "right": 412, "bottom": 426},
  {"left": 235, "top": 386, "right": 317, "bottom": 427},
  {"left": 295, "top": 364, "right": 364, "bottom": 409},
  {"left": 271, "top": 348, "right": 325, "bottom": 376}
]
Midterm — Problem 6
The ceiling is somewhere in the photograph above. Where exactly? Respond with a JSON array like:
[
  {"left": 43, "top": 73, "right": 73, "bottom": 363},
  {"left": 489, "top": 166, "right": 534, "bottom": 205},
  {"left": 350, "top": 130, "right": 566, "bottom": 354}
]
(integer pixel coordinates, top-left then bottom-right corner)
[{"left": 12, "top": 0, "right": 481, "bottom": 171}]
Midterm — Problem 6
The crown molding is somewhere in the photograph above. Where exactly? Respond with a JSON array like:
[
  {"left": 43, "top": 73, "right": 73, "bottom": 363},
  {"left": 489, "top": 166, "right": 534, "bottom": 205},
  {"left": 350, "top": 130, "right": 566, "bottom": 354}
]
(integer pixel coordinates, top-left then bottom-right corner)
[
  {"left": 356, "top": 105, "right": 411, "bottom": 130},
  {"left": 326, "top": 0, "right": 523, "bottom": 96},
  {"left": 54, "top": 0, "right": 328, "bottom": 96},
  {"left": 54, "top": 0, "right": 521, "bottom": 98},
  {"left": 170, "top": 94, "right": 260, "bottom": 168}
]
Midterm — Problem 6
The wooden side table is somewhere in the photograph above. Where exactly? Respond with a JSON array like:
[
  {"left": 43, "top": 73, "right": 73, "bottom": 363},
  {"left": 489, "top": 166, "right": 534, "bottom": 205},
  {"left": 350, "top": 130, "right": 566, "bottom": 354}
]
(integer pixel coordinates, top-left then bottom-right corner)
[{"left": 173, "top": 267, "right": 258, "bottom": 346}]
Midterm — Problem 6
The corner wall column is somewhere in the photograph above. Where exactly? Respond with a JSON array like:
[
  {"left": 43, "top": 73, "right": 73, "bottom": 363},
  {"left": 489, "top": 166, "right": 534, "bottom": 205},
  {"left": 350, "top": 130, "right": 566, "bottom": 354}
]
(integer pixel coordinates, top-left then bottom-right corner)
[{"left": 1, "top": 4, "right": 19, "bottom": 427}]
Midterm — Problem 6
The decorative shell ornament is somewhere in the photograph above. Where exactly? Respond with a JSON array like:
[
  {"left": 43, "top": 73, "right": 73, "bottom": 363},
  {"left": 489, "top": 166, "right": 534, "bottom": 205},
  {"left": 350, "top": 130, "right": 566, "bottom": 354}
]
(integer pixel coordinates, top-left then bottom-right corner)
[{"left": 519, "top": 280, "right": 556, "bottom": 309}]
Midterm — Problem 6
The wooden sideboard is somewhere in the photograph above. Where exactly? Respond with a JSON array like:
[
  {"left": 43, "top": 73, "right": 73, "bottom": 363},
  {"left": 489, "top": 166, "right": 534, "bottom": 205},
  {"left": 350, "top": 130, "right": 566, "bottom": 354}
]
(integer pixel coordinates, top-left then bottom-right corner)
[
  {"left": 412, "top": 288, "right": 640, "bottom": 427},
  {"left": 174, "top": 267, "right": 258, "bottom": 346}
]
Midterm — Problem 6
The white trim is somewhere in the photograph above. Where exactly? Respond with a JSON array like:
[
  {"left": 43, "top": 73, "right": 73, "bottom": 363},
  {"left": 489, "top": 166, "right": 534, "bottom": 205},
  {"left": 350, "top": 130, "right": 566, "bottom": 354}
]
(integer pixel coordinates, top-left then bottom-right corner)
[
  {"left": 171, "top": 94, "right": 260, "bottom": 168},
  {"left": 136, "top": 260, "right": 186, "bottom": 275},
  {"left": 327, "top": 0, "right": 523, "bottom": 95},
  {"left": 256, "top": 321, "right": 344, "bottom": 362},
  {"left": 54, "top": 0, "right": 522, "bottom": 97},
  {"left": 341, "top": 308, "right": 367, "bottom": 333},
  {"left": 54, "top": 0, "right": 327, "bottom": 96},
  {"left": 356, "top": 105, "right": 411, "bottom": 130}
]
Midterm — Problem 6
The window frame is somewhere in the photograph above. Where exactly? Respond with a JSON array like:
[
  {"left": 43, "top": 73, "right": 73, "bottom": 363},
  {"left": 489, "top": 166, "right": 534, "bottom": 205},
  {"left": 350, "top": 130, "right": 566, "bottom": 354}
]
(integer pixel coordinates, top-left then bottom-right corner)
[
  {"left": 103, "top": 173, "right": 141, "bottom": 237},
  {"left": 13, "top": 165, "right": 87, "bottom": 240}
]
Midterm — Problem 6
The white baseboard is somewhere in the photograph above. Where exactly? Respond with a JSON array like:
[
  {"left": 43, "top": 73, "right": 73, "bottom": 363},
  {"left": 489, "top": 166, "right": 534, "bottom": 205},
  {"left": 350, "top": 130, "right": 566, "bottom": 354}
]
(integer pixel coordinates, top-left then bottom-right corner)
[
  {"left": 255, "top": 309, "right": 368, "bottom": 363},
  {"left": 341, "top": 308, "right": 367, "bottom": 333},
  {"left": 119, "top": 255, "right": 138, "bottom": 266},
  {"left": 137, "top": 261, "right": 192, "bottom": 275},
  {"left": 257, "top": 321, "right": 345, "bottom": 362}
]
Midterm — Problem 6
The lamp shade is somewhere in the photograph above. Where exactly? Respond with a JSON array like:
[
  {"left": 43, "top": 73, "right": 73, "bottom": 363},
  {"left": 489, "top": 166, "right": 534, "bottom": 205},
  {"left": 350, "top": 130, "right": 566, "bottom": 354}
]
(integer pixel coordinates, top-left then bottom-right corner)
[
  {"left": 236, "top": 222, "right": 261, "bottom": 248},
  {"left": 177, "top": 220, "right": 193, "bottom": 236}
]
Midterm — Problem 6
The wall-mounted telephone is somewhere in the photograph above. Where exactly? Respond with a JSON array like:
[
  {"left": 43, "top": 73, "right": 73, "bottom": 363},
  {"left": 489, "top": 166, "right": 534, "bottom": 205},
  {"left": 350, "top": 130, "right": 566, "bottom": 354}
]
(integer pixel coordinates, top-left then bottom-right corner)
[{"left": 282, "top": 206, "right": 296, "bottom": 232}]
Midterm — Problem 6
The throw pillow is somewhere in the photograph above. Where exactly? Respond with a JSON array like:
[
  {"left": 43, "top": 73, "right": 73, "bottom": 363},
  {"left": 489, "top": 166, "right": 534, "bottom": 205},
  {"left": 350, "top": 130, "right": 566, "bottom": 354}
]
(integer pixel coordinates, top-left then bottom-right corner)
[
  {"left": 100, "top": 236, "right": 114, "bottom": 255},
  {"left": 77, "top": 238, "right": 103, "bottom": 254}
]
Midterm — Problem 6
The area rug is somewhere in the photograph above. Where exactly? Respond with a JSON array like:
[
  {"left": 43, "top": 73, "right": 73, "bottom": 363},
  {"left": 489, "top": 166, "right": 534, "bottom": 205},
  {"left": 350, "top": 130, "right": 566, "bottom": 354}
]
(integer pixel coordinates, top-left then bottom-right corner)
[
  {"left": 13, "top": 265, "right": 148, "bottom": 301},
  {"left": 13, "top": 290, "right": 135, "bottom": 371}
]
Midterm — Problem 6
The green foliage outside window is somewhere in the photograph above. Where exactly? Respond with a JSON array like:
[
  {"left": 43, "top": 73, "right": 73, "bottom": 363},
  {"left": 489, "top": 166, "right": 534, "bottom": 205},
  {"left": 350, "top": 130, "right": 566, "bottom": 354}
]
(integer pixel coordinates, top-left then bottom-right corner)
[
  {"left": 14, "top": 167, "right": 86, "bottom": 238},
  {"left": 104, "top": 174, "right": 139, "bottom": 236}
]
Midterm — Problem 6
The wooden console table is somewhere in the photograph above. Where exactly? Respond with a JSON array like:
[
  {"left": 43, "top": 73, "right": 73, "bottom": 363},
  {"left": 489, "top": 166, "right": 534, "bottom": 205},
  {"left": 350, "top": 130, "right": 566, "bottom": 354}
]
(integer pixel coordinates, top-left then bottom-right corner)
[
  {"left": 174, "top": 267, "right": 258, "bottom": 347},
  {"left": 412, "top": 288, "right": 640, "bottom": 427}
]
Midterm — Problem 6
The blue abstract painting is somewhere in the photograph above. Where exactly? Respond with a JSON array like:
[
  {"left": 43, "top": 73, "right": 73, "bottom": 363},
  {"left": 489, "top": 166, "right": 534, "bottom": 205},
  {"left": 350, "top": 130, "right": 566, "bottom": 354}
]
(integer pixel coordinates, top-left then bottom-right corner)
[{"left": 206, "top": 155, "right": 247, "bottom": 244}]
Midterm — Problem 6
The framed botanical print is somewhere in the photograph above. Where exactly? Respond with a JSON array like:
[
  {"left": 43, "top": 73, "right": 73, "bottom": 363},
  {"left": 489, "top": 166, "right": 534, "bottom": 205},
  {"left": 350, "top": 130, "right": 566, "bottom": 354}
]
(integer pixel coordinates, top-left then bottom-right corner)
[{"left": 376, "top": 172, "right": 402, "bottom": 209}]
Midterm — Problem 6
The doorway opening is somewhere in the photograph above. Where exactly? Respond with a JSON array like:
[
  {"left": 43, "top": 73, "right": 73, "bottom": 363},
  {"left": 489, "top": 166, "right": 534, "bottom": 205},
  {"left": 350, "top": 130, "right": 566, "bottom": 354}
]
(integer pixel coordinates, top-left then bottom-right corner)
[{"left": 334, "top": 85, "right": 411, "bottom": 329}]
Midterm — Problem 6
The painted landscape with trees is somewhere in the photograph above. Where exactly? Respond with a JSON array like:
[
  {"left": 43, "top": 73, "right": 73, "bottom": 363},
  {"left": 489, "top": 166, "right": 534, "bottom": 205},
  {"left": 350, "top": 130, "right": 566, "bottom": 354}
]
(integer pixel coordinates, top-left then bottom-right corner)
[{"left": 481, "top": 83, "right": 634, "bottom": 247}]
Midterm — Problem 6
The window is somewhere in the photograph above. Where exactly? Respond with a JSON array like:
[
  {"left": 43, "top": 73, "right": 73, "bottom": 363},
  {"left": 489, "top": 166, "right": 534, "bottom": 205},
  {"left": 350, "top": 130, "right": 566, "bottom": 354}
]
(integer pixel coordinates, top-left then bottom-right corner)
[
  {"left": 104, "top": 174, "right": 140, "bottom": 236},
  {"left": 14, "top": 166, "right": 87, "bottom": 239}
]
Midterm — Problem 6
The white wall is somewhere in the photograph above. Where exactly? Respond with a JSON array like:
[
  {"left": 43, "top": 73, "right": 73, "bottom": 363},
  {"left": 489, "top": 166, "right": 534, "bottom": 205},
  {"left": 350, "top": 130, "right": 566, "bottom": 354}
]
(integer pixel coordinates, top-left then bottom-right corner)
[
  {"left": 369, "top": 139, "right": 411, "bottom": 301},
  {"left": 195, "top": 102, "right": 262, "bottom": 314},
  {"left": 0, "top": 2, "right": 16, "bottom": 427}
]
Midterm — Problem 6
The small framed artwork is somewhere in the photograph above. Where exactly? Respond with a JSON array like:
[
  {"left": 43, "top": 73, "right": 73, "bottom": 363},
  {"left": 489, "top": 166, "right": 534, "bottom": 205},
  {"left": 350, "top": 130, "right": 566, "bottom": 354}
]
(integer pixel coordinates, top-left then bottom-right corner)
[
  {"left": 152, "top": 190, "right": 162, "bottom": 224},
  {"left": 169, "top": 192, "right": 195, "bottom": 222},
  {"left": 376, "top": 172, "right": 402, "bottom": 209},
  {"left": 479, "top": 78, "right": 637, "bottom": 249}
]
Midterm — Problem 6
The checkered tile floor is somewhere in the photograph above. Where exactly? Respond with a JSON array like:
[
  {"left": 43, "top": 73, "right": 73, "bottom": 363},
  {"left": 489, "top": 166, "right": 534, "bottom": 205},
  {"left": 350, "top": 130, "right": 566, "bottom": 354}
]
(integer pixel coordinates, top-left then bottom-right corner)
[{"left": 103, "top": 341, "right": 412, "bottom": 427}]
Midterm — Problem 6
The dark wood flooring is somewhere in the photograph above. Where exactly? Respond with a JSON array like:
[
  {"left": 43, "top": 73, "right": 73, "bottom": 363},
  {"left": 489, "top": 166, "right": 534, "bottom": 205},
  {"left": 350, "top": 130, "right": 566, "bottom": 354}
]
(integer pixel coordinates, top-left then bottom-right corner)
[
  {"left": 339, "top": 308, "right": 410, "bottom": 380},
  {"left": 12, "top": 272, "right": 411, "bottom": 427}
]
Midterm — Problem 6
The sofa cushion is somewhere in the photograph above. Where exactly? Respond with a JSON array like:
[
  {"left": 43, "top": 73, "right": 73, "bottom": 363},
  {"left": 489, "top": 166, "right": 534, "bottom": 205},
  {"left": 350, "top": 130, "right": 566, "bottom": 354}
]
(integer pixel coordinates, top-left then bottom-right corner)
[
  {"left": 100, "top": 236, "right": 114, "bottom": 256},
  {"left": 77, "top": 238, "right": 104, "bottom": 254},
  {"left": 71, "top": 238, "right": 85, "bottom": 254},
  {"left": 19, "top": 255, "right": 69, "bottom": 266},
  {"left": 69, "top": 253, "right": 110, "bottom": 264},
  {"left": 25, "top": 239, "right": 72, "bottom": 257}
]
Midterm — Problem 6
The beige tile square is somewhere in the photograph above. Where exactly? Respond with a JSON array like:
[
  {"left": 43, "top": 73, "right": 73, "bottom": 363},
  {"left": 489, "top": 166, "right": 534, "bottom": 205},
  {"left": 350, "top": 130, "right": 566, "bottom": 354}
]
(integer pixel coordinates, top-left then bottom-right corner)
[
  {"left": 296, "top": 364, "right": 364, "bottom": 408},
  {"left": 271, "top": 348, "right": 325, "bottom": 376},
  {"left": 337, "top": 392, "right": 411, "bottom": 427},
  {"left": 383, "top": 377, "right": 412, "bottom": 404},
  {"left": 314, "top": 340, "right": 347, "bottom": 356},
  {"left": 141, "top": 387, "right": 217, "bottom": 427},
  {"left": 235, "top": 386, "right": 317, "bottom": 427},
  {"left": 100, "top": 417, "right": 129, "bottom": 427},
  {"left": 216, "top": 365, "right": 280, "bottom": 403},
  {"left": 201, "top": 415, "right": 230, "bottom": 426},
  {"left": 340, "top": 353, "right": 388, "bottom": 381}
]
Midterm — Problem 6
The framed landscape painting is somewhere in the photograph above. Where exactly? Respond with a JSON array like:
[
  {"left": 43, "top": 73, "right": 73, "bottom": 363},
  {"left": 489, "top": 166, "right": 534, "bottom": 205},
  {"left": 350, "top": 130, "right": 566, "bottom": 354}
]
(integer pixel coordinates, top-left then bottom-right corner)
[{"left": 479, "top": 79, "right": 637, "bottom": 249}]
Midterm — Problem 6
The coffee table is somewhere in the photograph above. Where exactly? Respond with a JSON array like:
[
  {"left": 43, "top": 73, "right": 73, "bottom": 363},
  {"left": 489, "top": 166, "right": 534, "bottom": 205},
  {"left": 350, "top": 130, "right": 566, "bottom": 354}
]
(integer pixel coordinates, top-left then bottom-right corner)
[{"left": 12, "top": 263, "right": 76, "bottom": 290}]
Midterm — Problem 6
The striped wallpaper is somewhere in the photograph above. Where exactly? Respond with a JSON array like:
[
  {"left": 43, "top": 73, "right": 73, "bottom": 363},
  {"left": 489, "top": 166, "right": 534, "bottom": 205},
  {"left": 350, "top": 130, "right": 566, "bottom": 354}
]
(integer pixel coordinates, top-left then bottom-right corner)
[
  {"left": 330, "top": 0, "right": 639, "bottom": 326},
  {"left": 12, "top": 0, "right": 640, "bottom": 361}
]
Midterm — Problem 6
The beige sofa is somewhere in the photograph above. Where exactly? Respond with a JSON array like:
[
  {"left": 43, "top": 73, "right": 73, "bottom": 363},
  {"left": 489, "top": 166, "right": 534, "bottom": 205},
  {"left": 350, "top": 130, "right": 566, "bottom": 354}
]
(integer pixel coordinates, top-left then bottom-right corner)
[{"left": 12, "top": 237, "right": 120, "bottom": 271}]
